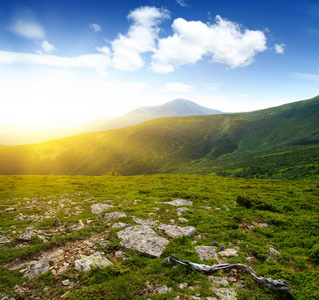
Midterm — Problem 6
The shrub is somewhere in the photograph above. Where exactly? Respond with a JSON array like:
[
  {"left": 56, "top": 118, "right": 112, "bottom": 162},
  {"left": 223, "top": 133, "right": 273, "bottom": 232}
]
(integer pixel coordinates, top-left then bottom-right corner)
[
  {"left": 237, "top": 195, "right": 276, "bottom": 211},
  {"left": 310, "top": 244, "right": 319, "bottom": 262}
]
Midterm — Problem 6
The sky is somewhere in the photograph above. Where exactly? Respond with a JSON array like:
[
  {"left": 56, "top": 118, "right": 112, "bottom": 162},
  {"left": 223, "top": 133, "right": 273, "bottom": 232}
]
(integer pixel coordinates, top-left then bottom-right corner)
[{"left": 0, "top": 0, "right": 319, "bottom": 131}]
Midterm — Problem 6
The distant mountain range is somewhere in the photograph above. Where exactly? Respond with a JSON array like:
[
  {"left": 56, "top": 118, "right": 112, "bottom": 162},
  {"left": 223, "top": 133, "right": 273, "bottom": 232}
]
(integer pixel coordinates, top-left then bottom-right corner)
[
  {"left": 0, "top": 99, "right": 222, "bottom": 145},
  {"left": 0, "top": 95, "right": 319, "bottom": 180}
]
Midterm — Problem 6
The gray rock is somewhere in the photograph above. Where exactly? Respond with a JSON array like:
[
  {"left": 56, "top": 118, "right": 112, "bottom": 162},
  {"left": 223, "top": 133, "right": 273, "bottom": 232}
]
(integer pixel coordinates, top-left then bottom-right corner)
[
  {"left": 133, "top": 217, "right": 157, "bottom": 227},
  {"left": 0, "top": 235, "right": 11, "bottom": 245},
  {"left": 208, "top": 276, "right": 229, "bottom": 287},
  {"left": 112, "top": 222, "right": 126, "bottom": 229},
  {"left": 246, "top": 257, "right": 254, "bottom": 265},
  {"left": 157, "top": 285, "right": 168, "bottom": 294},
  {"left": 179, "top": 282, "right": 188, "bottom": 289},
  {"left": 158, "top": 199, "right": 193, "bottom": 206},
  {"left": 218, "top": 249, "right": 238, "bottom": 258},
  {"left": 177, "top": 207, "right": 189, "bottom": 216},
  {"left": 211, "top": 287, "right": 237, "bottom": 300},
  {"left": 117, "top": 225, "right": 169, "bottom": 258},
  {"left": 62, "top": 279, "right": 70, "bottom": 286},
  {"left": 74, "top": 251, "right": 113, "bottom": 271},
  {"left": 195, "top": 246, "right": 218, "bottom": 261},
  {"left": 18, "top": 232, "right": 33, "bottom": 241},
  {"left": 103, "top": 212, "right": 126, "bottom": 219},
  {"left": 91, "top": 204, "right": 114, "bottom": 214},
  {"left": 157, "top": 224, "right": 195, "bottom": 238},
  {"left": 266, "top": 247, "right": 280, "bottom": 262},
  {"left": 178, "top": 217, "right": 188, "bottom": 223},
  {"left": 24, "top": 262, "right": 50, "bottom": 278}
]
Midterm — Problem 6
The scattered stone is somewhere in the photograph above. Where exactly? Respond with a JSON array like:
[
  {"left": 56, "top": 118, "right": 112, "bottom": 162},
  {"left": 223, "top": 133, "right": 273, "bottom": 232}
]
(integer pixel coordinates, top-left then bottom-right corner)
[
  {"left": 266, "top": 247, "right": 280, "bottom": 262},
  {"left": 201, "top": 206, "right": 212, "bottom": 210},
  {"left": 4, "top": 207, "right": 16, "bottom": 212},
  {"left": 18, "top": 232, "right": 33, "bottom": 241},
  {"left": 0, "top": 235, "right": 11, "bottom": 245},
  {"left": 74, "top": 252, "right": 113, "bottom": 272},
  {"left": 157, "top": 285, "right": 168, "bottom": 294},
  {"left": 115, "top": 251, "right": 123, "bottom": 258},
  {"left": 177, "top": 207, "right": 189, "bottom": 216},
  {"left": 133, "top": 217, "right": 157, "bottom": 227},
  {"left": 178, "top": 217, "right": 188, "bottom": 223},
  {"left": 24, "top": 262, "right": 50, "bottom": 278},
  {"left": 78, "top": 220, "right": 84, "bottom": 227},
  {"left": 157, "top": 224, "right": 195, "bottom": 238},
  {"left": 179, "top": 282, "right": 188, "bottom": 289},
  {"left": 211, "top": 287, "right": 237, "bottom": 300},
  {"left": 157, "top": 199, "right": 193, "bottom": 206},
  {"left": 246, "top": 257, "right": 254, "bottom": 265},
  {"left": 208, "top": 276, "right": 229, "bottom": 287},
  {"left": 91, "top": 204, "right": 114, "bottom": 214},
  {"left": 218, "top": 249, "right": 238, "bottom": 258},
  {"left": 223, "top": 205, "right": 230, "bottom": 211},
  {"left": 117, "top": 225, "right": 169, "bottom": 258},
  {"left": 62, "top": 279, "right": 70, "bottom": 286},
  {"left": 195, "top": 246, "right": 218, "bottom": 261},
  {"left": 104, "top": 212, "right": 126, "bottom": 219},
  {"left": 54, "top": 219, "right": 61, "bottom": 227},
  {"left": 112, "top": 222, "right": 126, "bottom": 229},
  {"left": 260, "top": 222, "right": 268, "bottom": 228},
  {"left": 99, "top": 241, "right": 109, "bottom": 247}
]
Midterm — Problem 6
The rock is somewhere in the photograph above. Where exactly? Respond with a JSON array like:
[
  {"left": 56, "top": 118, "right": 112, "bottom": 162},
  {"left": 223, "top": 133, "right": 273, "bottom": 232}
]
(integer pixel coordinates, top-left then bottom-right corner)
[
  {"left": 179, "top": 282, "right": 188, "bottom": 289},
  {"left": 178, "top": 217, "right": 188, "bottom": 223},
  {"left": 223, "top": 205, "right": 230, "bottom": 211},
  {"left": 208, "top": 276, "right": 229, "bottom": 287},
  {"left": 103, "top": 212, "right": 126, "bottom": 219},
  {"left": 115, "top": 251, "right": 123, "bottom": 257},
  {"left": 18, "top": 232, "right": 33, "bottom": 241},
  {"left": 74, "top": 252, "right": 113, "bottom": 271},
  {"left": 176, "top": 207, "right": 189, "bottom": 216},
  {"left": 78, "top": 220, "right": 84, "bottom": 227},
  {"left": 112, "top": 222, "right": 126, "bottom": 229},
  {"left": 117, "top": 225, "right": 169, "bottom": 258},
  {"left": 133, "top": 217, "right": 157, "bottom": 227},
  {"left": 158, "top": 199, "right": 193, "bottom": 206},
  {"left": 211, "top": 287, "right": 237, "bottom": 300},
  {"left": 157, "top": 285, "right": 168, "bottom": 294},
  {"left": 246, "top": 257, "right": 254, "bottom": 265},
  {"left": 24, "top": 262, "right": 50, "bottom": 278},
  {"left": 218, "top": 249, "right": 238, "bottom": 258},
  {"left": 266, "top": 247, "right": 280, "bottom": 262},
  {"left": 62, "top": 279, "right": 70, "bottom": 286},
  {"left": 157, "top": 224, "right": 195, "bottom": 238},
  {"left": 91, "top": 204, "right": 114, "bottom": 214},
  {"left": 0, "top": 235, "right": 11, "bottom": 245},
  {"left": 54, "top": 219, "right": 61, "bottom": 227},
  {"left": 195, "top": 246, "right": 218, "bottom": 261},
  {"left": 99, "top": 241, "right": 109, "bottom": 247}
]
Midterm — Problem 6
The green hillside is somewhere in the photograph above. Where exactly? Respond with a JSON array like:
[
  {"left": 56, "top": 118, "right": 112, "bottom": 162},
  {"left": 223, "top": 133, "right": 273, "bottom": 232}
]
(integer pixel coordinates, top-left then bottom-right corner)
[{"left": 0, "top": 96, "right": 319, "bottom": 179}]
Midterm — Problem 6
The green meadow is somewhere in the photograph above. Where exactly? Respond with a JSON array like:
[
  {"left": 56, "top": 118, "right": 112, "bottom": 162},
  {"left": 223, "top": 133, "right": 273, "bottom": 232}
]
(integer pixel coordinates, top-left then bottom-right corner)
[{"left": 0, "top": 174, "right": 318, "bottom": 299}]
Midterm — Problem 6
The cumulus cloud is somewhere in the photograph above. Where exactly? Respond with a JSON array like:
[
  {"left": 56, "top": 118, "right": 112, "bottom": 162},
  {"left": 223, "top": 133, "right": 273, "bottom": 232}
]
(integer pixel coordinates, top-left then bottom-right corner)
[
  {"left": 159, "top": 82, "right": 194, "bottom": 93},
  {"left": 9, "top": 19, "right": 45, "bottom": 40},
  {"left": 111, "top": 6, "right": 170, "bottom": 71},
  {"left": 151, "top": 15, "right": 267, "bottom": 73},
  {"left": 274, "top": 43, "right": 285, "bottom": 54},
  {"left": 89, "top": 23, "right": 101, "bottom": 32},
  {"left": 41, "top": 40, "right": 56, "bottom": 53}
]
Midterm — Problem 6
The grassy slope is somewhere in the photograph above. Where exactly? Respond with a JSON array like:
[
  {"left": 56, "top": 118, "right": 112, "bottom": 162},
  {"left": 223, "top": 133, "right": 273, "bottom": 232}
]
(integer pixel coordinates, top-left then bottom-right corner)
[
  {"left": 0, "top": 174, "right": 318, "bottom": 299},
  {"left": 0, "top": 96, "right": 319, "bottom": 178}
]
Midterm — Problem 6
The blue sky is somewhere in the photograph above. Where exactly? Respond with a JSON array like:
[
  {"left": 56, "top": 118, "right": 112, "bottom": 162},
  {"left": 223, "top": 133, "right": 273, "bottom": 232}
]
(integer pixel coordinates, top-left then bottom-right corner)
[{"left": 0, "top": 0, "right": 318, "bottom": 130}]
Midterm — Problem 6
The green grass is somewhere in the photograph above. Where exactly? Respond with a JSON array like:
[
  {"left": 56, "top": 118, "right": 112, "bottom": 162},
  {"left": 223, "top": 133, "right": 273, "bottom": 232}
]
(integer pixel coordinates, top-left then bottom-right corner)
[{"left": 0, "top": 174, "right": 318, "bottom": 299}]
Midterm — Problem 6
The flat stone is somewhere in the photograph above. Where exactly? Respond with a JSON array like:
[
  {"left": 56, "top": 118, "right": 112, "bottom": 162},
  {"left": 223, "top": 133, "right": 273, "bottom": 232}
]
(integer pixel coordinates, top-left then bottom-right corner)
[
  {"left": 103, "top": 212, "right": 126, "bottom": 219},
  {"left": 112, "top": 222, "right": 126, "bottom": 229},
  {"left": 266, "top": 247, "right": 280, "bottom": 262},
  {"left": 195, "top": 246, "right": 218, "bottom": 261},
  {"left": 158, "top": 199, "right": 193, "bottom": 206},
  {"left": 62, "top": 279, "right": 70, "bottom": 286},
  {"left": 133, "top": 217, "right": 157, "bottom": 227},
  {"left": 157, "top": 285, "right": 168, "bottom": 294},
  {"left": 18, "top": 232, "right": 33, "bottom": 241},
  {"left": 24, "top": 262, "right": 50, "bottom": 278},
  {"left": 177, "top": 207, "right": 189, "bottom": 216},
  {"left": 74, "top": 252, "right": 113, "bottom": 271},
  {"left": 208, "top": 276, "right": 229, "bottom": 287},
  {"left": 218, "top": 249, "right": 238, "bottom": 258},
  {"left": 211, "top": 287, "right": 237, "bottom": 300},
  {"left": 91, "top": 204, "right": 114, "bottom": 214},
  {"left": 178, "top": 217, "right": 188, "bottom": 223},
  {"left": 0, "top": 235, "right": 11, "bottom": 244},
  {"left": 117, "top": 225, "right": 169, "bottom": 258},
  {"left": 157, "top": 224, "right": 195, "bottom": 238}
]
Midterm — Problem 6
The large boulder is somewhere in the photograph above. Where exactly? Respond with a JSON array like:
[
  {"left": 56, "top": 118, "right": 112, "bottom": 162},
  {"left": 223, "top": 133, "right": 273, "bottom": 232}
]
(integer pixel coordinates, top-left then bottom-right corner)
[
  {"left": 74, "top": 252, "right": 113, "bottom": 272},
  {"left": 157, "top": 224, "right": 195, "bottom": 238},
  {"left": 91, "top": 204, "right": 114, "bottom": 214},
  {"left": 117, "top": 225, "right": 169, "bottom": 258}
]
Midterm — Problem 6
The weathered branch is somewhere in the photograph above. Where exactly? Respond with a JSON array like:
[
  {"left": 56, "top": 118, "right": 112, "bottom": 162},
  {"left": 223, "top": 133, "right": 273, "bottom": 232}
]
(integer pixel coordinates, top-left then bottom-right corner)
[{"left": 161, "top": 254, "right": 292, "bottom": 291}]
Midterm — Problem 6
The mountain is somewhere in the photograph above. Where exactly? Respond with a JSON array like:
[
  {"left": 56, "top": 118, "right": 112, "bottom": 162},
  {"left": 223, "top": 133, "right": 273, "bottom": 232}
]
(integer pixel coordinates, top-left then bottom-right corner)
[
  {"left": 0, "top": 95, "right": 318, "bottom": 179},
  {"left": 93, "top": 98, "right": 223, "bottom": 131}
]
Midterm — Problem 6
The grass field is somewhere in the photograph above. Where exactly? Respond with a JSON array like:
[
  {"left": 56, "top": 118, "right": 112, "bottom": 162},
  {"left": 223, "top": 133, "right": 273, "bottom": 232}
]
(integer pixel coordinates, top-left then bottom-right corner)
[{"left": 0, "top": 174, "right": 318, "bottom": 299}]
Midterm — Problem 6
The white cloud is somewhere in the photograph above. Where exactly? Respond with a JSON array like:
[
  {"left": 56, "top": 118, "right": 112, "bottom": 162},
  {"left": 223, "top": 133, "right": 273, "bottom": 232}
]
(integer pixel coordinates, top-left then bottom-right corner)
[
  {"left": 293, "top": 72, "right": 319, "bottom": 81},
  {"left": 89, "top": 23, "right": 101, "bottom": 32},
  {"left": 151, "top": 15, "right": 267, "bottom": 73},
  {"left": 176, "top": 0, "right": 187, "bottom": 7},
  {"left": 41, "top": 40, "right": 56, "bottom": 53},
  {"left": 96, "top": 46, "right": 111, "bottom": 55},
  {"left": 274, "top": 43, "right": 285, "bottom": 54},
  {"left": 9, "top": 19, "right": 45, "bottom": 39},
  {"left": 159, "top": 82, "right": 194, "bottom": 93},
  {"left": 0, "top": 50, "right": 111, "bottom": 75},
  {"left": 111, "top": 6, "right": 170, "bottom": 71},
  {"left": 203, "top": 83, "right": 222, "bottom": 91}
]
